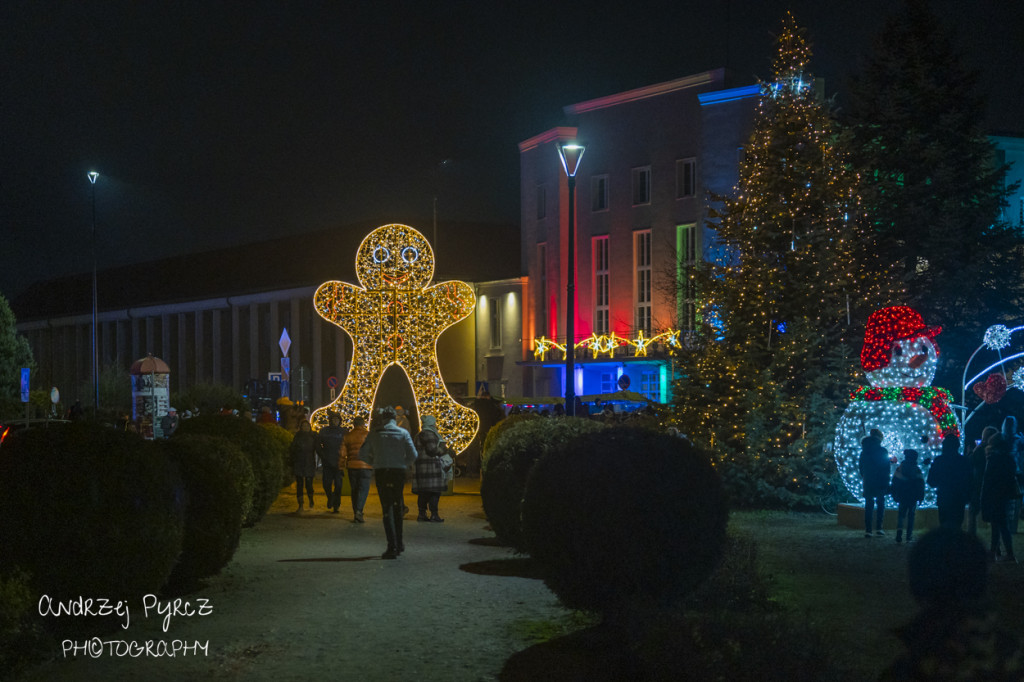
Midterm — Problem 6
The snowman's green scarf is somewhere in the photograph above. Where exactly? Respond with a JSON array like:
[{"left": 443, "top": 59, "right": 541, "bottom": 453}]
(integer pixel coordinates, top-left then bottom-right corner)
[{"left": 849, "top": 386, "right": 961, "bottom": 439}]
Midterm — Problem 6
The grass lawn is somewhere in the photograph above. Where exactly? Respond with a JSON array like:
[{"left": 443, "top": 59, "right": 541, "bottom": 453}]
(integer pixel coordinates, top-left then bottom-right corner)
[{"left": 729, "top": 511, "right": 1024, "bottom": 679}]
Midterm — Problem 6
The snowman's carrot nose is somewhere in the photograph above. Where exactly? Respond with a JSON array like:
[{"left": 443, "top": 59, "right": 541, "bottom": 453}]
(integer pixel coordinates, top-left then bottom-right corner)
[{"left": 909, "top": 353, "right": 928, "bottom": 369}]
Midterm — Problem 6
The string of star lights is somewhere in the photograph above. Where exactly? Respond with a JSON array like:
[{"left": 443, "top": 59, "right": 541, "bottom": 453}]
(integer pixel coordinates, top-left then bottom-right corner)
[
  {"left": 309, "top": 224, "right": 479, "bottom": 453},
  {"left": 532, "top": 329, "right": 681, "bottom": 361},
  {"left": 959, "top": 323, "right": 1024, "bottom": 435}
]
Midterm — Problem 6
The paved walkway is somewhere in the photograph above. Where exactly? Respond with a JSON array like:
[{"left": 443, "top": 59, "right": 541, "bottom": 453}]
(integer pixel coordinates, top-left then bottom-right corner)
[{"left": 23, "top": 477, "right": 565, "bottom": 681}]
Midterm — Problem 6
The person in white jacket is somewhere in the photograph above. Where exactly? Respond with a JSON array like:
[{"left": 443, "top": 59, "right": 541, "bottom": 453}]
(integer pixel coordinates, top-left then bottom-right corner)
[{"left": 360, "top": 406, "right": 417, "bottom": 559}]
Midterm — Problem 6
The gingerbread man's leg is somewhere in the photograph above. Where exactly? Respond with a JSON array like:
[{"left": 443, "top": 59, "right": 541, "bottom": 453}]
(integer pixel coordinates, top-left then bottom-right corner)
[
  {"left": 310, "top": 341, "right": 379, "bottom": 431},
  {"left": 402, "top": 354, "right": 479, "bottom": 454}
]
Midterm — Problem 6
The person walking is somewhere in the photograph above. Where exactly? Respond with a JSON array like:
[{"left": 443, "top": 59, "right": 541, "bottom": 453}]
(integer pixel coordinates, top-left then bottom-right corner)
[
  {"left": 891, "top": 449, "right": 925, "bottom": 543},
  {"left": 1002, "top": 416, "right": 1024, "bottom": 534},
  {"left": 342, "top": 416, "right": 372, "bottom": 523},
  {"left": 394, "top": 405, "right": 412, "bottom": 434},
  {"left": 412, "top": 415, "right": 452, "bottom": 522},
  {"left": 981, "top": 434, "right": 1018, "bottom": 562},
  {"left": 860, "top": 428, "right": 890, "bottom": 537},
  {"left": 317, "top": 412, "right": 347, "bottom": 513},
  {"left": 291, "top": 419, "right": 317, "bottom": 512},
  {"left": 968, "top": 426, "right": 999, "bottom": 535},
  {"left": 927, "top": 434, "right": 971, "bottom": 530},
  {"left": 359, "top": 406, "right": 417, "bottom": 559}
]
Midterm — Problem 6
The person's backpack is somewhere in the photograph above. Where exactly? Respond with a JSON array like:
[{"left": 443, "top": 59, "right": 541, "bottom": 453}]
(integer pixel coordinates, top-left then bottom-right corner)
[{"left": 419, "top": 429, "right": 442, "bottom": 457}]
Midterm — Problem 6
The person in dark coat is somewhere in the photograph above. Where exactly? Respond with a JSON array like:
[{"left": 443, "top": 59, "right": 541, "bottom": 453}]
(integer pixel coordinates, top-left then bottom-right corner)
[
  {"left": 968, "top": 426, "right": 999, "bottom": 535},
  {"left": 881, "top": 528, "right": 1024, "bottom": 680},
  {"left": 1002, "top": 416, "right": 1024, "bottom": 534},
  {"left": 927, "top": 434, "right": 972, "bottom": 530},
  {"left": 317, "top": 412, "right": 347, "bottom": 513},
  {"left": 290, "top": 419, "right": 317, "bottom": 511},
  {"left": 891, "top": 449, "right": 926, "bottom": 543},
  {"left": 981, "top": 434, "right": 1018, "bottom": 562},
  {"left": 859, "top": 429, "right": 890, "bottom": 537}
]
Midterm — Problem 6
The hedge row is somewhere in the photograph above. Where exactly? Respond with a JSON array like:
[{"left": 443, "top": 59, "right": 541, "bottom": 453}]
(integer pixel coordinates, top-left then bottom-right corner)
[{"left": 0, "top": 416, "right": 289, "bottom": 635}]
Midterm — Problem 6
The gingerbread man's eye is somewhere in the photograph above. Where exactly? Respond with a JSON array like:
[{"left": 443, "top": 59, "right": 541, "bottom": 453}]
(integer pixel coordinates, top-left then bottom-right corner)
[
  {"left": 401, "top": 246, "right": 419, "bottom": 263},
  {"left": 373, "top": 246, "right": 391, "bottom": 263},
  {"left": 893, "top": 346, "right": 903, "bottom": 357}
]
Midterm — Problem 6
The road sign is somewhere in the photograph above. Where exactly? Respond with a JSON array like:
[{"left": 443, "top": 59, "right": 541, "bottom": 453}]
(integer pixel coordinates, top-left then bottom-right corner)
[
  {"left": 20, "top": 368, "right": 30, "bottom": 403},
  {"left": 326, "top": 375, "right": 338, "bottom": 389},
  {"left": 279, "top": 328, "right": 291, "bottom": 357}
]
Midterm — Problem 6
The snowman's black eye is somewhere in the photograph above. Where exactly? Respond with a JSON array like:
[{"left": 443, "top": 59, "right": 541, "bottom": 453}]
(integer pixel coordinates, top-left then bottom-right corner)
[{"left": 893, "top": 346, "right": 903, "bottom": 357}]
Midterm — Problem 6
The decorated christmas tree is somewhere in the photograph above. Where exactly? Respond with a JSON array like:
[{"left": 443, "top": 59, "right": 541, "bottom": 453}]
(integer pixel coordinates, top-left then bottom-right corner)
[
  {"left": 845, "top": 0, "right": 1024, "bottom": 385},
  {"left": 672, "top": 14, "right": 902, "bottom": 507}
]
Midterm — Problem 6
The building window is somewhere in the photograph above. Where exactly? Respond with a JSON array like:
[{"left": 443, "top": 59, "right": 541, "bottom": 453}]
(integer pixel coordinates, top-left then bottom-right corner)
[
  {"left": 676, "top": 158, "right": 696, "bottom": 198},
  {"left": 591, "top": 175, "right": 609, "bottom": 212},
  {"left": 536, "top": 185, "right": 546, "bottom": 220},
  {"left": 640, "top": 369, "right": 660, "bottom": 402},
  {"left": 635, "top": 229, "right": 652, "bottom": 334},
  {"left": 677, "top": 224, "right": 697, "bottom": 330},
  {"left": 593, "top": 236, "right": 609, "bottom": 335},
  {"left": 631, "top": 166, "right": 651, "bottom": 206},
  {"left": 489, "top": 298, "right": 501, "bottom": 349},
  {"left": 537, "top": 243, "right": 548, "bottom": 337},
  {"left": 600, "top": 372, "right": 615, "bottom": 394}
]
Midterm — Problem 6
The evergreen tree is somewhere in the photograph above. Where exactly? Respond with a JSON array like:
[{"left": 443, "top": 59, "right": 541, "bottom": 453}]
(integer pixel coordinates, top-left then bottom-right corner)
[
  {"left": 672, "top": 14, "right": 901, "bottom": 507},
  {"left": 0, "top": 293, "right": 35, "bottom": 417},
  {"left": 845, "top": 0, "right": 1024, "bottom": 385}
]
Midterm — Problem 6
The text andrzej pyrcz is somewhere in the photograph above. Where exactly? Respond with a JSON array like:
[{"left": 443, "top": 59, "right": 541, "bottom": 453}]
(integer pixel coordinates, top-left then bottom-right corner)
[{"left": 39, "top": 594, "right": 213, "bottom": 658}]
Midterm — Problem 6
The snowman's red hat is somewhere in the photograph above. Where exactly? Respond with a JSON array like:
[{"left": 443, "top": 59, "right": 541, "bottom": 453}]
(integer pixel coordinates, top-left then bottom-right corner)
[{"left": 861, "top": 306, "right": 941, "bottom": 371}]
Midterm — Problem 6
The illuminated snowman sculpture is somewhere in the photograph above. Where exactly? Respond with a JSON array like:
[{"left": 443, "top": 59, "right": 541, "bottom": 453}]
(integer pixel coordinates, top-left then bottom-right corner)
[
  {"left": 833, "top": 306, "right": 960, "bottom": 508},
  {"left": 310, "top": 224, "right": 479, "bottom": 453}
]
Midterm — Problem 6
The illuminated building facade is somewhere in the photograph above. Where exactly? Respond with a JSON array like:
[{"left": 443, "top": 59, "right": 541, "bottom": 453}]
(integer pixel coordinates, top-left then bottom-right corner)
[{"left": 517, "top": 68, "right": 758, "bottom": 404}]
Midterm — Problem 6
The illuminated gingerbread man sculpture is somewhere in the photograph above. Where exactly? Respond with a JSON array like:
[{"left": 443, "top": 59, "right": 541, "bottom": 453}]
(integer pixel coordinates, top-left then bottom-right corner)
[{"left": 310, "top": 224, "right": 479, "bottom": 453}]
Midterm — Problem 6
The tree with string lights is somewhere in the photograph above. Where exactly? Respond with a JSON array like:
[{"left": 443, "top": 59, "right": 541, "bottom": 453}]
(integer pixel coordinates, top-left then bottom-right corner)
[
  {"left": 671, "top": 13, "right": 902, "bottom": 507},
  {"left": 845, "top": 0, "right": 1024, "bottom": 387}
]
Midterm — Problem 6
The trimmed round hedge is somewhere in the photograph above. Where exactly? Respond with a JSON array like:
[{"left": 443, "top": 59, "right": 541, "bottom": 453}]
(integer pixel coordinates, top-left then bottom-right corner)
[
  {"left": 480, "top": 417, "right": 605, "bottom": 551},
  {"left": 480, "top": 413, "right": 538, "bottom": 474},
  {"left": 259, "top": 422, "right": 295, "bottom": 485},
  {"left": 161, "top": 435, "right": 246, "bottom": 592},
  {"left": 521, "top": 426, "right": 728, "bottom": 617},
  {"left": 0, "top": 422, "right": 184, "bottom": 613},
  {"left": 175, "top": 415, "right": 282, "bottom": 525}
]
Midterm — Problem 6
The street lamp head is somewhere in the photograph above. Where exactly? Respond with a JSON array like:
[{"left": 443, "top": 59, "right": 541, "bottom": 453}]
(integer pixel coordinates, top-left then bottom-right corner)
[
  {"left": 87, "top": 171, "right": 99, "bottom": 184},
  {"left": 557, "top": 143, "right": 586, "bottom": 178}
]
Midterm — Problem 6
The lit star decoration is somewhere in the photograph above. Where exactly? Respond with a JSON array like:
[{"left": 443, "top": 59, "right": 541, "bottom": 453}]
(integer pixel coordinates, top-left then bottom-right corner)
[
  {"left": 834, "top": 306, "right": 955, "bottom": 508},
  {"left": 309, "top": 224, "right": 479, "bottom": 453},
  {"left": 983, "top": 325, "right": 1011, "bottom": 351},
  {"left": 532, "top": 330, "right": 681, "bottom": 360}
]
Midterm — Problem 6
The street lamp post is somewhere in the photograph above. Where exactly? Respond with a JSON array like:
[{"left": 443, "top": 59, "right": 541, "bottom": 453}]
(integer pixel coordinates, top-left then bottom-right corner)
[
  {"left": 557, "top": 143, "right": 585, "bottom": 417},
  {"left": 88, "top": 170, "right": 99, "bottom": 412}
]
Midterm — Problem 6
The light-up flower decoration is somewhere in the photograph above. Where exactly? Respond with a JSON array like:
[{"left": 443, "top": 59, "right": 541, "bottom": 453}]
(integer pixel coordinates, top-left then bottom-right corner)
[
  {"left": 309, "top": 224, "right": 479, "bottom": 453},
  {"left": 1014, "top": 367, "right": 1024, "bottom": 392},
  {"left": 983, "top": 324, "right": 1011, "bottom": 351}
]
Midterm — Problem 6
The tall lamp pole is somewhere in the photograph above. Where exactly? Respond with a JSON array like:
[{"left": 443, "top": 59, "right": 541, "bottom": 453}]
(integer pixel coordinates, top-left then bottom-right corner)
[
  {"left": 88, "top": 170, "right": 100, "bottom": 412},
  {"left": 557, "top": 143, "right": 585, "bottom": 417}
]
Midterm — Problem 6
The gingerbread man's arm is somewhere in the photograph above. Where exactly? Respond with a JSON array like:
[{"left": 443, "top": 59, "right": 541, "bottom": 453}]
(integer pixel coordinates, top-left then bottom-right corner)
[
  {"left": 422, "top": 281, "right": 475, "bottom": 329},
  {"left": 314, "top": 281, "right": 366, "bottom": 326}
]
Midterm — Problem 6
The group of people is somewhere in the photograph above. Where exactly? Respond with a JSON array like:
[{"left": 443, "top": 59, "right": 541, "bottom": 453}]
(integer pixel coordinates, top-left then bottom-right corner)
[
  {"left": 859, "top": 416, "right": 1024, "bottom": 561},
  {"left": 289, "top": 405, "right": 455, "bottom": 559}
]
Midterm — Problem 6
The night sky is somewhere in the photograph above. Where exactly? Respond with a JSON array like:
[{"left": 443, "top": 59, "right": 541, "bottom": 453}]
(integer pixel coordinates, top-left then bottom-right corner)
[{"left": 2, "top": 0, "right": 1021, "bottom": 301}]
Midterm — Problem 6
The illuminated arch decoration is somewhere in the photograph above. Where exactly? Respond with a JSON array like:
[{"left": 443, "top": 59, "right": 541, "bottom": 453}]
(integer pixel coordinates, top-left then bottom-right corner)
[
  {"left": 310, "top": 224, "right": 479, "bottom": 453},
  {"left": 959, "top": 323, "right": 1024, "bottom": 433},
  {"left": 833, "top": 306, "right": 959, "bottom": 508}
]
